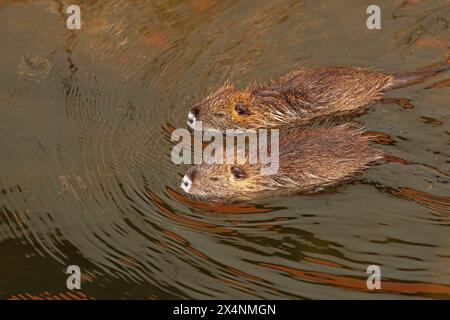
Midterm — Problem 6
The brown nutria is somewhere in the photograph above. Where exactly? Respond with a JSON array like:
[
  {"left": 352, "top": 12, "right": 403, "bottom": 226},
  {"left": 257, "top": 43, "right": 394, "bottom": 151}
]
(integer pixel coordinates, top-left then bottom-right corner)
[
  {"left": 180, "top": 124, "right": 382, "bottom": 202},
  {"left": 187, "top": 63, "right": 450, "bottom": 132}
]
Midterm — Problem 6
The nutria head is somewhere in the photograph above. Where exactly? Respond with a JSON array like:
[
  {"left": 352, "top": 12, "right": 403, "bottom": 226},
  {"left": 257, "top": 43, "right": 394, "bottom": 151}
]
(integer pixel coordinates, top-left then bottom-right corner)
[
  {"left": 181, "top": 163, "right": 273, "bottom": 201},
  {"left": 187, "top": 84, "right": 297, "bottom": 133}
]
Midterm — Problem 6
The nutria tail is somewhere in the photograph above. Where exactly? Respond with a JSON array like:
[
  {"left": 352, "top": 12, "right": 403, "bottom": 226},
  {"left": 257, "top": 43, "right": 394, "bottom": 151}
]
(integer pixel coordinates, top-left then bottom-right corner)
[{"left": 390, "top": 61, "right": 450, "bottom": 89}]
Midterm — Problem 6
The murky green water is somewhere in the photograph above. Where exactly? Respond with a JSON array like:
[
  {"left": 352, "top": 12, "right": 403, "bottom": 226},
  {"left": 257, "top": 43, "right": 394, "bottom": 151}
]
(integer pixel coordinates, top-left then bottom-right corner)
[{"left": 0, "top": 0, "right": 449, "bottom": 299}]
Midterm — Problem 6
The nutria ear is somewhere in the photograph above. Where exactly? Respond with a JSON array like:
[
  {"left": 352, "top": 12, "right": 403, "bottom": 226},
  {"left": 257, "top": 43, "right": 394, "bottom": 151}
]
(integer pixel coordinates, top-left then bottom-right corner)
[
  {"left": 231, "top": 166, "right": 247, "bottom": 180},
  {"left": 235, "top": 102, "right": 251, "bottom": 115}
]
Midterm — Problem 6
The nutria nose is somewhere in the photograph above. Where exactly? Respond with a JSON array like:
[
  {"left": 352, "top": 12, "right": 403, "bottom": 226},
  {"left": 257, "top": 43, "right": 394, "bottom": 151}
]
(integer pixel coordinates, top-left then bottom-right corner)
[
  {"left": 187, "top": 114, "right": 194, "bottom": 124},
  {"left": 181, "top": 175, "right": 192, "bottom": 193}
]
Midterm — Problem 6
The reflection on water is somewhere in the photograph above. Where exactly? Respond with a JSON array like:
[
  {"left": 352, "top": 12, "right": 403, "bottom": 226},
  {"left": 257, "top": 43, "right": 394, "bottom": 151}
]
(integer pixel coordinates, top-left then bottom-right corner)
[{"left": 0, "top": 0, "right": 449, "bottom": 299}]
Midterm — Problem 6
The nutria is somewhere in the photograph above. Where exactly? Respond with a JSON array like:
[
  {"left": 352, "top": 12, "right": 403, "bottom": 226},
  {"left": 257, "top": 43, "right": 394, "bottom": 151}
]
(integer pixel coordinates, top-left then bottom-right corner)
[
  {"left": 187, "top": 63, "right": 450, "bottom": 132},
  {"left": 181, "top": 124, "right": 382, "bottom": 201}
]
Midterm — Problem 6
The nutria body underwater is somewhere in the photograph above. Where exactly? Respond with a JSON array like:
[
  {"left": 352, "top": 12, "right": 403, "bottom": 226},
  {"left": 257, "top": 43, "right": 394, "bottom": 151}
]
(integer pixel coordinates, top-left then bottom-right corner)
[
  {"left": 187, "top": 62, "right": 450, "bottom": 132},
  {"left": 181, "top": 125, "right": 382, "bottom": 202}
]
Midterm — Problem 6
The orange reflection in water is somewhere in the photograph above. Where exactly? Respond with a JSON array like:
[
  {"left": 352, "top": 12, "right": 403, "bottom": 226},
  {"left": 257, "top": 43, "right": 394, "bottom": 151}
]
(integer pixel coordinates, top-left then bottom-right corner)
[
  {"left": 161, "top": 225, "right": 276, "bottom": 297},
  {"left": 382, "top": 153, "right": 412, "bottom": 165},
  {"left": 167, "top": 187, "right": 282, "bottom": 214},
  {"left": 426, "top": 78, "right": 450, "bottom": 89},
  {"left": 147, "top": 190, "right": 235, "bottom": 234},
  {"left": 417, "top": 36, "right": 450, "bottom": 49},
  {"left": 163, "top": 230, "right": 209, "bottom": 260},
  {"left": 9, "top": 291, "right": 92, "bottom": 300},
  {"left": 380, "top": 98, "right": 415, "bottom": 109},
  {"left": 390, "top": 187, "right": 450, "bottom": 216},
  {"left": 260, "top": 262, "right": 450, "bottom": 295},
  {"left": 363, "top": 131, "right": 395, "bottom": 145},
  {"left": 215, "top": 265, "right": 280, "bottom": 298}
]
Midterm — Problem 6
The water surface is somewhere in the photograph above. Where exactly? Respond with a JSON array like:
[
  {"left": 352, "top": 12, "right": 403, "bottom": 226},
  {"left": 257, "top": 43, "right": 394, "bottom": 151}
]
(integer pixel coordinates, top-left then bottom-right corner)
[{"left": 0, "top": 0, "right": 449, "bottom": 299}]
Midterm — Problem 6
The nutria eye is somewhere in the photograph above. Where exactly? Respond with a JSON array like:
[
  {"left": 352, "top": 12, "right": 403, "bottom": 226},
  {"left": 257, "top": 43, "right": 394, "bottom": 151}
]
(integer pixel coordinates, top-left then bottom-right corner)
[
  {"left": 210, "top": 177, "right": 219, "bottom": 181},
  {"left": 235, "top": 102, "right": 249, "bottom": 115},
  {"left": 231, "top": 166, "right": 246, "bottom": 180}
]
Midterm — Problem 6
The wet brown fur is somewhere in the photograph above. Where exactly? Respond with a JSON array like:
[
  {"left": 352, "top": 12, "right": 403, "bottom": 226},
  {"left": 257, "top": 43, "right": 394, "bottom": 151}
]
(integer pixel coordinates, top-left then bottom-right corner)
[
  {"left": 192, "top": 66, "right": 395, "bottom": 132},
  {"left": 183, "top": 124, "right": 382, "bottom": 202}
]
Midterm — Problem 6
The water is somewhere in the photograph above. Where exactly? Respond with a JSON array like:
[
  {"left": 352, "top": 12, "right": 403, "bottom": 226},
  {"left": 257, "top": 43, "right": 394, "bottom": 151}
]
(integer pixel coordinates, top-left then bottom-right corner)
[{"left": 0, "top": 0, "right": 449, "bottom": 299}]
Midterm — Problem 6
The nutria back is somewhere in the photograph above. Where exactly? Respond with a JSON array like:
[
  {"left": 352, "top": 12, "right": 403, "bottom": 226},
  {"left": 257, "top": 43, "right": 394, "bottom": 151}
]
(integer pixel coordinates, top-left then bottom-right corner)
[
  {"left": 252, "top": 66, "right": 393, "bottom": 116},
  {"left": 181, "top": 124, "right": 382, "bottom": 202}
]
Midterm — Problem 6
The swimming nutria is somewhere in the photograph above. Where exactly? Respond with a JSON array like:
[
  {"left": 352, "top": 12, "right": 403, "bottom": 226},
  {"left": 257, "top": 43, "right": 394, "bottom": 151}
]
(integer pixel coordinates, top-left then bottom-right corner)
[
  {"left": 187, "top": 63, "right": 450, "bottom": 132},
  {"left": 181, "top": 124, "right": 382, "bottom": 201}
]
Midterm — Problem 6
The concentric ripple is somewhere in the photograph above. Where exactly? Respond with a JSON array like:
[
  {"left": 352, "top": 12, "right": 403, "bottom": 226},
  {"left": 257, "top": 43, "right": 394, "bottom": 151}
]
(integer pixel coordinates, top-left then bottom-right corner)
[{"left": 0, "top": 0, "right": 449, "bottom": 299}]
